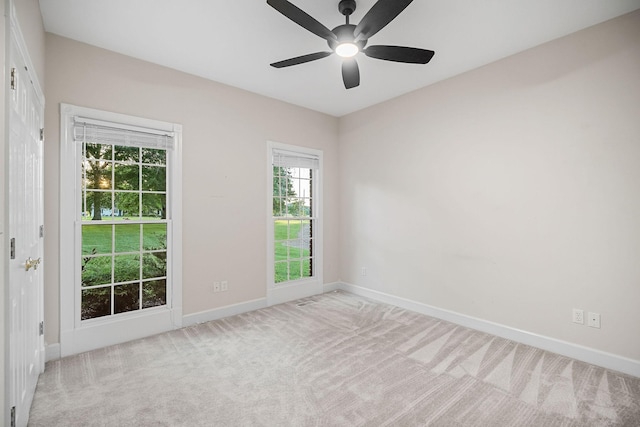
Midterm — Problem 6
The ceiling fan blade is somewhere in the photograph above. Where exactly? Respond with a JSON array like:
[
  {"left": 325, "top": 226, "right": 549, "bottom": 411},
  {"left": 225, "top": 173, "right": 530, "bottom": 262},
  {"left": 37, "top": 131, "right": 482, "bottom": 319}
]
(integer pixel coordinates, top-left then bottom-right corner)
[
  {"left": 267, "top": 0, "right": 336, "bottom": 41},
  {"left": 270, "top": 51, "right": 332, "bottom": 68},
  {"left": 354, "top": 0, "right": 413, "bottom": 41},
  {"left": 364, "top": 45, "right": 435, "bottom": 64},
  {"left": 341, "top": 58, "right": 360, "bottom": 89}
]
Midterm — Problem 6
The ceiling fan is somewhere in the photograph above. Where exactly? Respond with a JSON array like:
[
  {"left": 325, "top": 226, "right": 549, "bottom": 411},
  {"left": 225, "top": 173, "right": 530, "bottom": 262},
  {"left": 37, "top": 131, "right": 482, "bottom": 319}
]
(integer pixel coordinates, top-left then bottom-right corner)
[{"left": 267, "top": 0, "right": 435, "bottom": 89}]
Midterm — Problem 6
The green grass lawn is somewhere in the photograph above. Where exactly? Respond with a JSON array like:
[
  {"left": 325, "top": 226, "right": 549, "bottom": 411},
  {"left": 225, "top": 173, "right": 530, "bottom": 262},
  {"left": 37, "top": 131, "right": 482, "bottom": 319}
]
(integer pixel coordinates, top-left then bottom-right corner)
[
  {"left": 83, "top": 219, "right": 311, "bottom": 291},
  {"left": 82, "top": 222, "right": 166, "bottom": 254},
  {"left": 274, "top": 220, "right": 312, "bottom": 283}
]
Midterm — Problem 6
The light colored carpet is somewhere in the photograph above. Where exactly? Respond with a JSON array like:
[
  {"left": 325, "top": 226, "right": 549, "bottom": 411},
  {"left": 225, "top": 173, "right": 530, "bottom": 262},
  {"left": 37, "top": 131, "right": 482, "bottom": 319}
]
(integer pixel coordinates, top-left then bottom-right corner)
[{"left": 29, "top": 290, "right": 640, "bottom": 426}]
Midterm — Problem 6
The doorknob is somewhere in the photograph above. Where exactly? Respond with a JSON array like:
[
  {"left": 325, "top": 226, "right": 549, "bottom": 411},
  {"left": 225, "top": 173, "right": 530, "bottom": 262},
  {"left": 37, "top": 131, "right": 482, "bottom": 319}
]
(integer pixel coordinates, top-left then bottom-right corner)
[{"left": 24, "top": 257, "right": 41, "bottom": 271}]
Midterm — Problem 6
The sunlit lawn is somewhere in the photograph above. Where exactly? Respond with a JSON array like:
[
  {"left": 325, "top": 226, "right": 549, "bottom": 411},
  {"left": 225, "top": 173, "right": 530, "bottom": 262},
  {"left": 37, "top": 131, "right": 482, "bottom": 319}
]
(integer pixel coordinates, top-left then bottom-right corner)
[
  {"left": 83, "top": 219, "right": 311, "bottom": 288},
  {"left": 82, "top": 221, "right": 166, "bottom": 254},
  {"left": 274, "top": 220, "right": 311, "bottom": 283}
]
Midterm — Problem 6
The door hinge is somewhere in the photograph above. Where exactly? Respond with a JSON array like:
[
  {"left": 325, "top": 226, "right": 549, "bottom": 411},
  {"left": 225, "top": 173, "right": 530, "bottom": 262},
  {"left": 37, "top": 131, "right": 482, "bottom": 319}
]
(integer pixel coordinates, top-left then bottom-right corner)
[
  {"left": 39, "top": 225, "right": 45, "bottom": 238},
  {"left": 40, "top": 128, "right": 44, "bottom": 142},
  {"left": 10, "top": 406, "right": 15, "bottom": 427},
  {"left": 10, "top": 68, "right": 16, "bottom": 90},
  {"left": 10, "top": 238, "right": 16, "bottom": 259},
  {"left": 39, "top": 321, "right": 44, "bottom": 336}
]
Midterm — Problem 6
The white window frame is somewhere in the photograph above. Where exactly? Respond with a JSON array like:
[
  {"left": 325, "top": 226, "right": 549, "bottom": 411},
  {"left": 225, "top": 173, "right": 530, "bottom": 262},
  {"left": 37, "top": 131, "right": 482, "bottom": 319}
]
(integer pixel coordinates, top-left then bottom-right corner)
[
  {"left": 59, "top": 103, "right": 183, "bottom": 357},
  {"left": 266, "top": 141, "right": 323, "bottom": 305}
]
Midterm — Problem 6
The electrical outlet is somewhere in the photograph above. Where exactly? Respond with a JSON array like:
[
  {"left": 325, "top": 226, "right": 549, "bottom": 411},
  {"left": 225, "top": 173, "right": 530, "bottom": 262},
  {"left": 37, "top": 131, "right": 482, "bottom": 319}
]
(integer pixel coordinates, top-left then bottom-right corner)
[
  {"left": 361, "top": 267, "right": 367, "bottom": 276},
  {"left": 213, "top": 282, "right": 221, "bottom": 293},
  {"left": 572, "top": 308, "right": 584, "bottom": 324},
  {"left": 587, "top": 312, "right": 601, "bottom": 328},
  {"left": 221, "top": 281, "right": 228, "bottom": 292}
]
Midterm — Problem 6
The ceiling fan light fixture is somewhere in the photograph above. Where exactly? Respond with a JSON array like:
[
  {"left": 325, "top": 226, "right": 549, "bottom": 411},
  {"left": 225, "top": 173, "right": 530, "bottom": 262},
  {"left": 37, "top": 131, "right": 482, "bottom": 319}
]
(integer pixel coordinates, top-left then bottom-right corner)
[
  {"left": 335, "top": 42, "right": 359, "bottom": 58},
  {"left": 267, "top": 0, "right": 434, "bottom": 89}
]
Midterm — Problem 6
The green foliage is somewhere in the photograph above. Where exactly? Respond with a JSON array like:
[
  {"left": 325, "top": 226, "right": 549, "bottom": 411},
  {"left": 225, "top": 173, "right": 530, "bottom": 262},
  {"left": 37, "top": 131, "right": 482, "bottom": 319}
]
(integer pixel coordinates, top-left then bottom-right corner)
[
  {"left": 273, "top": 167, "right": 296, "bottom": 216},
  {"left": 83, "top": 144, "right": 168, "bottom": 220},
  {"left": 80, "top": 223, "right": 168, "bottom": 320},
  {"left": 84, "top": 144, "right": 113, "bottom": 220}
]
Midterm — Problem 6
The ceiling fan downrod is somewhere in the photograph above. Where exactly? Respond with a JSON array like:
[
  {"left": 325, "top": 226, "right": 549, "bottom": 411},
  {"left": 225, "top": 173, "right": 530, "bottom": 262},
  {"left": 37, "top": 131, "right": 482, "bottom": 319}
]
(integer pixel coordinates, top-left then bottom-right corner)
[{"left": 339, "top": 0, "right": 356, "bottom": 24}]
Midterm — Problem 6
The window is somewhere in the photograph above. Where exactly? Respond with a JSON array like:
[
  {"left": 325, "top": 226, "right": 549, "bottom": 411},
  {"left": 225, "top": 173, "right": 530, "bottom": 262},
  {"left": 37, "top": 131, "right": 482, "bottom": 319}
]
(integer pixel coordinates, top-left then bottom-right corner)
[
  {"left": 267, "top": 142, "right": 323, "bottom": 305},
  {"left": 77, "top": 120, "right": 170, "bottom": 320},
  {"left": 59, "top": 104, "right": 182, "bottom": 356}
]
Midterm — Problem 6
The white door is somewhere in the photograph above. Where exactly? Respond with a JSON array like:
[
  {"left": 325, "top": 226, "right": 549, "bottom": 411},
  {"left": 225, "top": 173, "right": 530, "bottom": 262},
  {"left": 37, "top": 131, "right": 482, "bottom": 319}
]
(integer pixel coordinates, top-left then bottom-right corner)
[{"left": 8, "top": 34, "right": 45, "bottom": 427}]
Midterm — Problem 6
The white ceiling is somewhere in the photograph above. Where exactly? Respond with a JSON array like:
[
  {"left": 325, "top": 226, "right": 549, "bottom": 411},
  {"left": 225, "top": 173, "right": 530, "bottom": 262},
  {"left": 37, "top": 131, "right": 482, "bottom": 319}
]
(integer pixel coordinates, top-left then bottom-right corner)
[{"left": 39, "top": 0, "right": 640, "bottom": 117}]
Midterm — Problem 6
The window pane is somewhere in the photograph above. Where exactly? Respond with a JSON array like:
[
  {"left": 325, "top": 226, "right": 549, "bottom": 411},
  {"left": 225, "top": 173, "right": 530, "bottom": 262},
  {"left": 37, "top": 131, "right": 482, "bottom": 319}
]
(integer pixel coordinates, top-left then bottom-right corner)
[
  {"left": 82, "top": 224, "right": 112, "bottom": 255},
  {"left": 114, "top": 145, "right": 139, "bottom": 162},
  {"left": 302, "top": 200, "right": 311, "bottom": 218},
  {"left": 84, "top": 143, "right": 111, "bottom": 161},
  {"left": 273, "top": 197, "right": 286, "bottom": 217},
  {"left": 302, "top": 258, "right": 312, "bottom": 278},
  {"left": 298, "top": 168, "right": 310, "bottom": 180},
  {"left": 142, "top": 280, "right": 167, "bottom": 308},
  {"left": 142, "top": 193, "right": 166, "bottom": 219},
  {"left": 273, "top": 176, "right": 283, "bottom": 196},
  {"left": 143, "top": 252, "right": 167, "bottom": 279},
  {"left": 84, "top": 191, "right": 112, "bottom": 220},
  {"left": 275, "top": 261, "right": 288, "bottom": 283},
  {"left": 83, "top": 162, "right": 112, "bottom": 191},
  {"left": 114, "top": 163, "right": 139, "bottom": 190},
  {"left": 114, "top": 192, "right": 139, "bottom": 218},
  {"left": 82, "top": 287, "right": 111, "bottom": 320},
  {"left": 142, "top": 166, "right": 166, "bottom": 191},
  {"left": 274, "top": 242, "right": 287, "bottom": 262},
  {"left": 143, "top": 223, "right": 167, "bottom": 251},
  {"left": 82, "top": 255, "right": 112, "bottom": 287},
  {"left": 114, "top": 254, "right": 140, "bottom": 283},
  {"left": 115, "top": 224, "right": 140, "bottom": 253},
  {"left": 301, "top": 236, "right": 312, "bottom": 255},
  {"left": 83, "top": 144, "right": 113, "bottom": 195},
  {"left": 287, "top": 220, "right": 303, "bottom": 240},
  {"left": 274, "top": 220, "right": 287, "bottom": 241},
  {"left": 289, "top": 260, "right": 302, "bottom": 281},
  {"left": 288, "top": 243, "right": 303, "bottom": 260},
  {"left": 142, "top": 148, "right": 166, "bottom": 165},
  {"left": 114, "top": 282, "right": 140, "bottom": 314}
]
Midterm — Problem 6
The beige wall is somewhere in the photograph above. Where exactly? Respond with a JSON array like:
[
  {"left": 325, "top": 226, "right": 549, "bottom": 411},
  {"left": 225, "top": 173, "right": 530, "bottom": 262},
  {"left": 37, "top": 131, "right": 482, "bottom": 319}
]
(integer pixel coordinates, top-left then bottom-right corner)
[
  {"left": 338, "top": 11, "right": 640, "bottom": 361},
  {"left": 43, "top": 34, "right": 340, "bottom": 344}
]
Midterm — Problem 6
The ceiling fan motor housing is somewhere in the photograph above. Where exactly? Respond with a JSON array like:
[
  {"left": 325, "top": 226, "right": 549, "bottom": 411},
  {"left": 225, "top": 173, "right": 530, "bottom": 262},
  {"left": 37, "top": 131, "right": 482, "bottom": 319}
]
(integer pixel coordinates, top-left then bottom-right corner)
[{"left": 328, "top": 24, "right": 367, "bottom": 50}]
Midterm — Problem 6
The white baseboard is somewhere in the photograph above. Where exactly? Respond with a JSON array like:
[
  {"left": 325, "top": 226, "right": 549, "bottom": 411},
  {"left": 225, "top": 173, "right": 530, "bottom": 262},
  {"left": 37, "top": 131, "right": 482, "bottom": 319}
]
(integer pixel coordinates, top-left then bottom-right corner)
[
  {"left": 45, "top": 284, "right": 339, "bottom": 357},
  {"left": 113, "top": 282, "right": 340, "bottom": 328},
  {"left": 337, "top": 282, "right": 640, "bottom": 378},
  {"left": 267, "top": 280, "right": 324, "bottom": 306},
  {"left": 45, "top": 343, "right": 61, "bottom": 362},
  {"left": 60, "top": 308, "right": 178, "bottom": 358},
  {"left": 183, "top": 297, "right": 267, "bottom": 327},
  {"left": 323, "top": 281, "right": 341, "bottom": 292}
]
